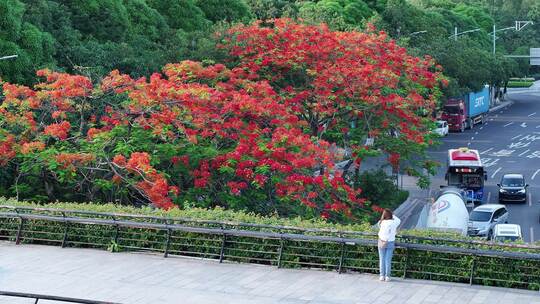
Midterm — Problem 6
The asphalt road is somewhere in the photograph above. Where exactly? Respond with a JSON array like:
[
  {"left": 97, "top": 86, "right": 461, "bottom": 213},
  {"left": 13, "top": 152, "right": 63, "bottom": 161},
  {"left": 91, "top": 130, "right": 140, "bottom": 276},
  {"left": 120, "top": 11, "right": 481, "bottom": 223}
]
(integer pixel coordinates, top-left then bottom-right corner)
[{"left": 428, "top": 86, "right": 540, "bottom": 243}]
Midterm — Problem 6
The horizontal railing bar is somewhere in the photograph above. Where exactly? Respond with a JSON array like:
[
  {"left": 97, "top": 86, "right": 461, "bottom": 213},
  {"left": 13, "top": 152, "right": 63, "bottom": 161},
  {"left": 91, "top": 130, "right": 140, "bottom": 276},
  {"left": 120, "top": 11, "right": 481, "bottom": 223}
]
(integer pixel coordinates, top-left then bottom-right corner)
[
  {"left": 4, "top": 205, "right": 539, "bottom": 251},
  {"left": 2, "top": 212, "right": 540, "bottom": 262},
  {"left": 0, "top": 291, "right": 120, "bottom": 304}
]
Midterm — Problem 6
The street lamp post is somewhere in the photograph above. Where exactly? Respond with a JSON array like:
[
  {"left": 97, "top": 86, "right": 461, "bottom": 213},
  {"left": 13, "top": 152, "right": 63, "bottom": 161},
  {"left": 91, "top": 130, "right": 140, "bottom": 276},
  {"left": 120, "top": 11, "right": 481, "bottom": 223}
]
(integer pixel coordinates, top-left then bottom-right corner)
[
  {"left": 489, "top": 21, "right": 533, "bottom": 55},
  {"left": 0, "top": 55, "right": 18, "bottom": 61},
  {"left": 450, "top": 27, "right": 481, "bottom": 41}
]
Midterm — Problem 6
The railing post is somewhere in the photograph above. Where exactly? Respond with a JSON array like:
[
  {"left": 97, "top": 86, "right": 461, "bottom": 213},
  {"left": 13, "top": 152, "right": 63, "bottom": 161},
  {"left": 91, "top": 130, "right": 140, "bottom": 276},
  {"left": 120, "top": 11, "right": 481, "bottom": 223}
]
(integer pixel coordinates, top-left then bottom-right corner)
[
  {"left": 61, "top": 212, "right": 68, "bottom": 248},
  {"left": 219, "top": 224, "right": 227, "bottom": 263},
  {"left": 15, "top": 217, "right": 25, "bottom": 245},
  {"left": 402, "top": 247, "right": 409, "bottom": 279},
  {"left": 469, "top": 255, "right": 476, "bottom": 285},
  {"left": 34, "top": 298, "right": 39, "bottom": 304},
  {"left": 338, "top": 241, "right": 346, "bottom": 274},
  {"left": 277, "top": 236, "right": 284, "bottom": 268},
  {"left": 112, "top": 216, "right": 119, "bottom": 245},
  {"left": 164, "top": 228, "right": 172, "bottom": 258}
]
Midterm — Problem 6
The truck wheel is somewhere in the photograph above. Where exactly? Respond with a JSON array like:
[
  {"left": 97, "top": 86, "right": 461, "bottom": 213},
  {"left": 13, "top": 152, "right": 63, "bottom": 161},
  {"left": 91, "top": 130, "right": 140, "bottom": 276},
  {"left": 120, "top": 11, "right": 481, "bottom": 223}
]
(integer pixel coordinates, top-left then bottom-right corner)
[{"left": 467, "top": 118, "right": 473, "bottom": 130}]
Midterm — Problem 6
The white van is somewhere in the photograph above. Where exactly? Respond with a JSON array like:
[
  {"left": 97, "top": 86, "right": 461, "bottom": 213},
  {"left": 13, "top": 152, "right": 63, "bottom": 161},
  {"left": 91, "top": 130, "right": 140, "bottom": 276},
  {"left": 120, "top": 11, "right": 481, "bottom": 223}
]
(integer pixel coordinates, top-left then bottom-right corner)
[{"left": 493, "top": 224, "right": 522, "bottom": 242}]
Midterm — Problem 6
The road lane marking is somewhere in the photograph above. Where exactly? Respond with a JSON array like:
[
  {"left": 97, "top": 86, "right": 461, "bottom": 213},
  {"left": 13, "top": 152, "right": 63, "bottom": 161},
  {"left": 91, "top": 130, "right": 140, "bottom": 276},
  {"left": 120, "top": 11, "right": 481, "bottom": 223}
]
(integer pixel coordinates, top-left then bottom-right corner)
[
  {"left": 480, "top": 127, "right": 483, "bottom": 130},
  {"left": 520, "top": 123, "right": 527, "bottom": 128},
  {"left": 487, "top": 191, "right": 491, "bottom": 204},
  {"left": 528, "top": 193, "right": 532, "bottom": 207},
  {"left": 481, "top": 148, "right": 494, "bottom": 154},
  {"left": 531, "top": 227, "right": 534, "bottom": 243},
  {"left": 537, "top": 125, "right": 540, "bottom": 128},
  {"left": 518, "top": 149, "right": 530, "bottom": 157},
  {"left": 511, "top": 134, "right": 522, "bottom": 140},
  {"left": 475, "top": 132, "right": 478, "bottom": 135},
  {"left": 491, "top": 167, "right": 502, "bottom": 179},
  {"left": 503, "top": 122, "right": 513, "bottom": 127},
  {"left": 528, "top": 112, "right": 536, "bottom": 117},
  {"left": 470, "top": 137, "right": 474, "bottom": 140},
  {"left": 467, "top": 142, "right": 471, "bottom": 146},
  {"left": 532, "top": 169, "right": 540, "bottom": 180}
]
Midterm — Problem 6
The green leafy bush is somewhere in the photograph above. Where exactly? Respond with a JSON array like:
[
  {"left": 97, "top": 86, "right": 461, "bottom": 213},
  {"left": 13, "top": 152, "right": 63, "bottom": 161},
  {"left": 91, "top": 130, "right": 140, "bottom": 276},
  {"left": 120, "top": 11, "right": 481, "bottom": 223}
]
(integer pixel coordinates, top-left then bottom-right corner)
[{"left": 507, "top": 81, "right": 534, "bottom": 88}]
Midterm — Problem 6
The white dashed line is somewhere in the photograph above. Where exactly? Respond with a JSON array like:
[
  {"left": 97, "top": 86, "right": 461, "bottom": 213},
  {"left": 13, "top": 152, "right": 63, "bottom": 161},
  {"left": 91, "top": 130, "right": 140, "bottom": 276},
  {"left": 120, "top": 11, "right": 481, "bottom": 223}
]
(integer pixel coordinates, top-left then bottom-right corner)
[
  {"left": 511, "top": 134, "right": 522, "bottom": 140},
  {"left": 475, "top": 132, "right": 478, "bottom": 135},
  {"left": 491, "top": 167, "right": 502, "bottom": 179},
  {"left": 503, "top": 122, "right": 513, "bottom": 127},
  {"left": 528, "top": 193, "right": 532, "bottom": 207},
  {"left": 481, "top": 148, "right": 494, "bottom": 154},
  {"left": 480, "top": 127, "right": 483, "bottom": 130},
  {"left": 536, "top": 125, "right": 540, "bottom": 128},
  {"left": 467, "top": 142, "right": 471, "bottom": 146},
  {"left": 532, "top": 169, "right": 540, "bottom": 180},
  {"left": 487, "top": 192, "right": 491, "bottom": 204},
  {"left": 531, "top": 227, "right": 534, "bottom": 243},
  {"left": 518, "top": 149, "right": 530, "bottom": 157},
  {"left": 470, "top": 137, "right": 474, "bottom": 140},
  {"left": 528, "top": 112, "right": 536, "bottom": 117}
]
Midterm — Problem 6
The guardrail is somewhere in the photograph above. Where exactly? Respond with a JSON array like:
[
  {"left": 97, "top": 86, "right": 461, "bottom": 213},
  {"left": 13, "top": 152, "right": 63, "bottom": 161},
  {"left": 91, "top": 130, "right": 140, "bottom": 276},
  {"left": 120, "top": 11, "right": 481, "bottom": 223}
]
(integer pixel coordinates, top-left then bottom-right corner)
[
  {"left": 0, "top": 291, "right": 120, "bottom": 303},
  {"left": 0, "top": 206, "right": 539, "bottom": 292}
]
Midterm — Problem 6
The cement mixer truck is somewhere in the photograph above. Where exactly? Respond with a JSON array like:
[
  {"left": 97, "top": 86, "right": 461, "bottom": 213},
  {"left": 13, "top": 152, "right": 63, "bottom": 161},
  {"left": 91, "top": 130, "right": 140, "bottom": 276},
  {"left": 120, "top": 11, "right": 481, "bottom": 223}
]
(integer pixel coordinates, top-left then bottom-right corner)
[{"left": 426, "top": 187, "right": 469, "bottom": 236}]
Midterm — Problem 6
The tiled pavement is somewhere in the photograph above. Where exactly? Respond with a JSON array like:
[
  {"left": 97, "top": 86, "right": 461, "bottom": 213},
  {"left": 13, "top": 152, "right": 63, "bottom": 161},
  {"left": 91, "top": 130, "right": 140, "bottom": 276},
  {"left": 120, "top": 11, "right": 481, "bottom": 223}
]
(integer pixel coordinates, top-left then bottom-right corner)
[{"left": 0, "top": 242, "right": 538, "bottom": 304}]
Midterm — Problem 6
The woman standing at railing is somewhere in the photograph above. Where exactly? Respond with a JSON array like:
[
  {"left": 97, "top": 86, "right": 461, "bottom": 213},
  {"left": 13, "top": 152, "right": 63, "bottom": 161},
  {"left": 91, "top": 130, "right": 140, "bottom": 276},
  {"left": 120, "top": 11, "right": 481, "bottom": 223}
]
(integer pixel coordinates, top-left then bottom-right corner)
[{"left": 377, "top": 209, "right": 401, "bottom": 282}]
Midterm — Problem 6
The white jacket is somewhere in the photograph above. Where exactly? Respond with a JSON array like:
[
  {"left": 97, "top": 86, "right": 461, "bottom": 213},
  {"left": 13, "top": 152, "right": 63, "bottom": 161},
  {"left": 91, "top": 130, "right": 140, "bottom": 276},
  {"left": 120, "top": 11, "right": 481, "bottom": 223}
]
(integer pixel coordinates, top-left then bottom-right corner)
[{"left": 378, "top": 215, "right": 401, "bottom": 242}]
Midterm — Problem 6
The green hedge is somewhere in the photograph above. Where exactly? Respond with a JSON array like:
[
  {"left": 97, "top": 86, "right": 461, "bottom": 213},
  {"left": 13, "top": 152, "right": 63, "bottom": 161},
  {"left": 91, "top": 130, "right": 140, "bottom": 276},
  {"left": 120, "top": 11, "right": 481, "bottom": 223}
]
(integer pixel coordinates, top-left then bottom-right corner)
[
  {"left": 0, "top": 198, "right": 539, "bottom": 291},
  {"left": 507, "top": 81, "right": 534, "bottom": 88}
]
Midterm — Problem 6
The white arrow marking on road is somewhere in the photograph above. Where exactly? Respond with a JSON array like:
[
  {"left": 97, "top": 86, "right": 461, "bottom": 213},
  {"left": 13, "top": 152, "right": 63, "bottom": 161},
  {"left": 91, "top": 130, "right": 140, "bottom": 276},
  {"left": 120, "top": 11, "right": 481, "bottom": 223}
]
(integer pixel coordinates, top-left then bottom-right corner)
[
  {"left": 511, "top": 134, "right": 522, "bottom": 140},
  {"left": 503, "top": 122, "right": 513, "bottom": 127},
  {"left": 532, "top": 169, "right": 540, "bottom": 180},
  {"left": 481, "top": 148, "right": 494, "bottom": 154},
  {"left": 518, "top": 149, "right": 530, "bottom": 157},
  {"left": 520, "top": 123, "right": 527, "bottom": 128},
  {"left": 528, "top": 112, "right": 536, "bottom": 117},
  {"left": 491, "top": 167, "right": 502, "bottom": 179}
]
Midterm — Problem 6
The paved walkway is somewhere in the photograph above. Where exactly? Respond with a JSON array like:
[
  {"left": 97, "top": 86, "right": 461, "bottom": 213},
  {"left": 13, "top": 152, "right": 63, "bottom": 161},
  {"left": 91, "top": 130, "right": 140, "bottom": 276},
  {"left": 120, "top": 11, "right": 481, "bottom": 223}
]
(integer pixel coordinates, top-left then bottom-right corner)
[{"left": 1, "top": 243, "right": 539, "bottom": 304}]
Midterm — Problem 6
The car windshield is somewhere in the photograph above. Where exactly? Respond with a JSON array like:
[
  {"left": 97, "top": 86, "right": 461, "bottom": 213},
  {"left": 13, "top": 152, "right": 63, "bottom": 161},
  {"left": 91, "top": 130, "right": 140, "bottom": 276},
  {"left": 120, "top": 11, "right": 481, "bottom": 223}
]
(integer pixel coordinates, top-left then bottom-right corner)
[
  {"left": 501, "top": 177, "right": 524, "bottom": 187},
  {"left": 495, "top": 236, "right": 519, "bottom": 242},
  {"left": 470, "top": 211, "right": 491, "bottom": 222},
  {"left": 444, "top": 106, "right": 460, "bottom": 114},
  {"left": 436, "top": 122, "right": 444, "bottom": 128}
]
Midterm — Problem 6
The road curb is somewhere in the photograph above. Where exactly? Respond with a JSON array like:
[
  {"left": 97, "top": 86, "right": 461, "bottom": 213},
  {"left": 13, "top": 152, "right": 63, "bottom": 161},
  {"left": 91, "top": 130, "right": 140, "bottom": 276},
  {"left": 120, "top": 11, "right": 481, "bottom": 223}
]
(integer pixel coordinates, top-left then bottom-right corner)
[{"left": 488, "top": 98, "right": 514, "bottom": 113}]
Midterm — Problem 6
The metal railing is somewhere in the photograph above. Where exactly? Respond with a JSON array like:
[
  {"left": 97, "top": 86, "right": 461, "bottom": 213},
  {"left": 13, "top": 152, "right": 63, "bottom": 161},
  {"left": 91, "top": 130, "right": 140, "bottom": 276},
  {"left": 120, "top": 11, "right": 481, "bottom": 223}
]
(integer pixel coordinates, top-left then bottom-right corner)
[
  {"left": 0, "top": 291, "right": 120, "bottom": 303},
  {"left": 0, "top": 206, "right": 539, "bottom": 292}
]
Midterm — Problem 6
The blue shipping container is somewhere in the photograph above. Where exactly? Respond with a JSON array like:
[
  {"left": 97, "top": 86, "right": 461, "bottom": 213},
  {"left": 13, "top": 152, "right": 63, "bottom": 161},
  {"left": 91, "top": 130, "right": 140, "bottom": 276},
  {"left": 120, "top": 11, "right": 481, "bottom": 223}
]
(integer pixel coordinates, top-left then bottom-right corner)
[{"left": 466, "top": 86, "right": 490, "bottom": 118}]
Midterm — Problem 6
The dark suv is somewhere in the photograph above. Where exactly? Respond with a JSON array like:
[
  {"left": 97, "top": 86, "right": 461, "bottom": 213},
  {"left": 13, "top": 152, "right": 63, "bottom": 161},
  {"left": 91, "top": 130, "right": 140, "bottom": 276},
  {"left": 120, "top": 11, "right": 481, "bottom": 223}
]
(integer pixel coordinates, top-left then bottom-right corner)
[{"left": 498, "top": 174, "right": 528, "bottom": 203}]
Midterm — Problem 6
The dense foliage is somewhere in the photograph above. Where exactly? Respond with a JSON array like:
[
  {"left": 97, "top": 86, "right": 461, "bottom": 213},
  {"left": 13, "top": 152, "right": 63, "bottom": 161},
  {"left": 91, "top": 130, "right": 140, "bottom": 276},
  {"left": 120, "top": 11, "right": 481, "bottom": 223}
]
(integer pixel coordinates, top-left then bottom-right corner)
[{"left": 0, "top": 19, "right": 442, "bottom": 222}]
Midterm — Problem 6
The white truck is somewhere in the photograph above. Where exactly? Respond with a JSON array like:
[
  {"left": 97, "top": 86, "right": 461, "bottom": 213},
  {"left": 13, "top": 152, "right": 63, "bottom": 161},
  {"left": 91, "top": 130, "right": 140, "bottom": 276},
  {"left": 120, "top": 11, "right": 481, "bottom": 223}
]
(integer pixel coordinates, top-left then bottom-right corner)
[{"left": 426, "top": 187, "right": 469, "bottom": 236}]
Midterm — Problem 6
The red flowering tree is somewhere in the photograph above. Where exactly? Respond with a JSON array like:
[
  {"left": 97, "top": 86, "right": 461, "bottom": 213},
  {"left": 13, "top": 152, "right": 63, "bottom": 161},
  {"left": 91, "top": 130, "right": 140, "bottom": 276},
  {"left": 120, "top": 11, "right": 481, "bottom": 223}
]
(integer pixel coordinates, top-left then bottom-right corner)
[
  {"left": 0, "top": 19, "right": 446, "bottom": 221},
  {"left": 221, "top": 19, "right": 446, "bottom": 181}
]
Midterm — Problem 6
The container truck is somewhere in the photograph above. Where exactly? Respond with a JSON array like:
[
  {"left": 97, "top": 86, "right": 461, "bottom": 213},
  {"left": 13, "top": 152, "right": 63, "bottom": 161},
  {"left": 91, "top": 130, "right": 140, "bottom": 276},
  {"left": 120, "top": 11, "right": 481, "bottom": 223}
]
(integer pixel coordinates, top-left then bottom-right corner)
[{"left": 441, "top": 86, "right": 490, "bottom": 132}]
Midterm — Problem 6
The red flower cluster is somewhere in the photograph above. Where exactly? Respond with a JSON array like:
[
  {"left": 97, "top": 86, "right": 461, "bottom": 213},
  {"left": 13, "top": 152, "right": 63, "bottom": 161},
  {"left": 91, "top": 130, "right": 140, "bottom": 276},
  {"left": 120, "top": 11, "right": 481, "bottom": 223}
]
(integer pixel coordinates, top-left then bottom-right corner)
[{"left": 43, "top": 121, "right": 71, "bottom": 140}]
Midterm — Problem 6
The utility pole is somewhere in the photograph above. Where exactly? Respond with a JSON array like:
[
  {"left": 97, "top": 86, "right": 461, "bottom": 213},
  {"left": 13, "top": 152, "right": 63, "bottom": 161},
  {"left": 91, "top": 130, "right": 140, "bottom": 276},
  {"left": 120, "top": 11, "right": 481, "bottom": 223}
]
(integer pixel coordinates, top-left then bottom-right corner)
[{"left": 490, "top": 21, "right": 533, "bottom": 55}]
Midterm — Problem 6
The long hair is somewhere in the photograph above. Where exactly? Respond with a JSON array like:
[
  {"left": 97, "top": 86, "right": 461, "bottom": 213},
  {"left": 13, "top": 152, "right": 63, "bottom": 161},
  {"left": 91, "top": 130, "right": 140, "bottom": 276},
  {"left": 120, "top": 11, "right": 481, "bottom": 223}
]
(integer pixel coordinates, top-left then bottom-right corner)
[{"left": 380, "top": 209, "right": 393, "bottom": 222}]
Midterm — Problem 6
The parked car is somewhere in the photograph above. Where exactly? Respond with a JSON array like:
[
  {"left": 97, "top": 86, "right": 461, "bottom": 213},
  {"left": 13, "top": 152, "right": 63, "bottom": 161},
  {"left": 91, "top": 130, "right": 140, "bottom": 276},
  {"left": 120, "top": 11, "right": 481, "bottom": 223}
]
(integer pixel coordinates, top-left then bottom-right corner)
[
  {"left": 492, "top": 224, "right": 522, "bottom": 242},
  {"left": 467, "top": 204, "right": 509, "bottom": 239},
  {"left": 498, "top": 173, "right": 528, "bottom": 203},
  {"left": 434, "top": 120, "right": 449, "bottom": 136}
]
